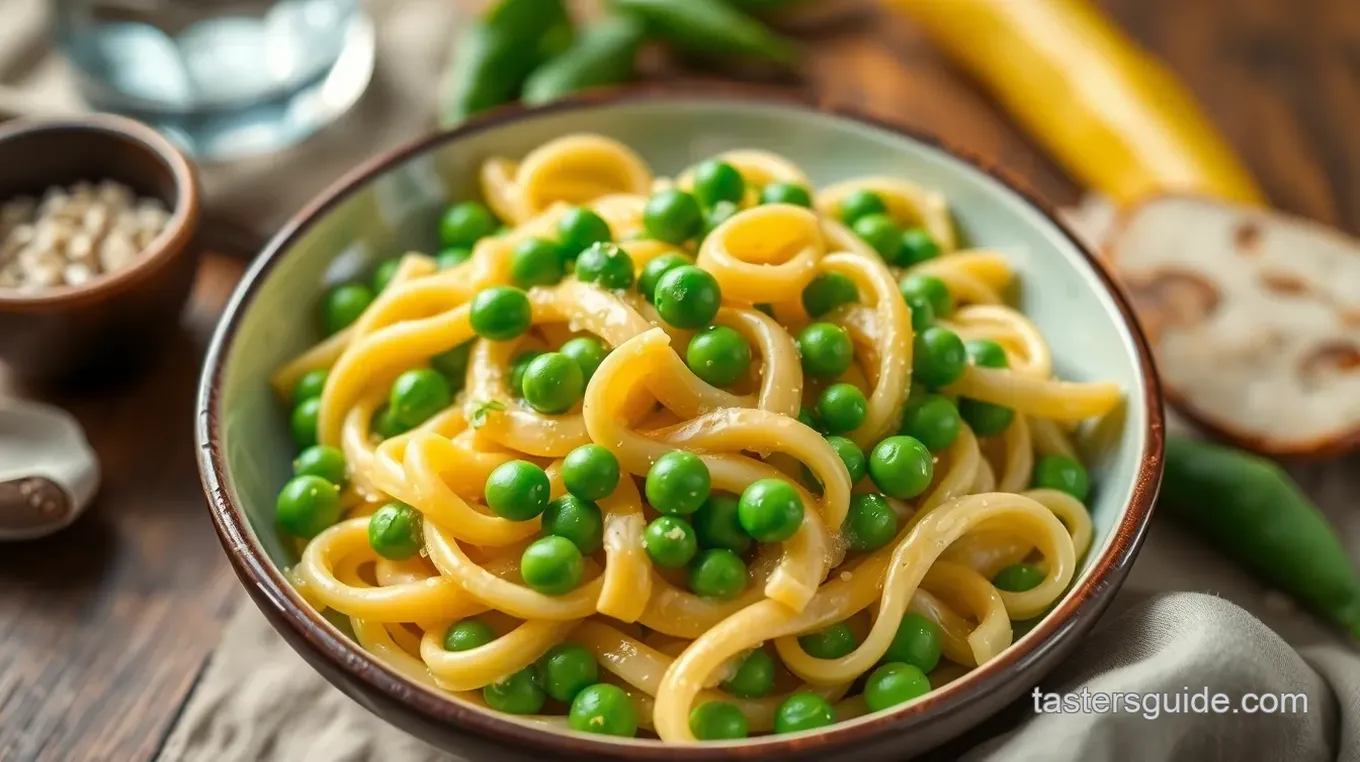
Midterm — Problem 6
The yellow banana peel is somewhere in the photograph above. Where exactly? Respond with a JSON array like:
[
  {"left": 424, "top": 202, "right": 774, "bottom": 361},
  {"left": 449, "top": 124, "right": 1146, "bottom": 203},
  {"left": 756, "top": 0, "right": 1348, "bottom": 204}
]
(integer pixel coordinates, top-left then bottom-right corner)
[{"left": 885, "top": 0, "right": 1264, "bottom": 206}]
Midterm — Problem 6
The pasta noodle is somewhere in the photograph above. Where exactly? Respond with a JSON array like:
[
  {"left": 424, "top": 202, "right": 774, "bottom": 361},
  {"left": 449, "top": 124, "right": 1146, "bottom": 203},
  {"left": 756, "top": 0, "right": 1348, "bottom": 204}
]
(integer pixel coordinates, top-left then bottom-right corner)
[{"left": 273, "top": 134, "right": 1123, "bottom": 743}]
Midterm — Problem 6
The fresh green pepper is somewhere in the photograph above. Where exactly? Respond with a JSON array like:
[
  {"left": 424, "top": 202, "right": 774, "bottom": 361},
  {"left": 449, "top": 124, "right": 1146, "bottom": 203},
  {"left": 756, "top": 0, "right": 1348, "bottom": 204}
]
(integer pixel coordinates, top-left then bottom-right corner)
[
  {"left": 523, "top": 15, "right": 647, "bottom": 106},
  {"left": 610, "top": 0, "right": 797, "bottom": 67},
  {"left": 440, "top": 0, "right": 574, "bottom": 126},
  {"left": 1160, "top": 436, "right": 1360, "bottom": 638}
]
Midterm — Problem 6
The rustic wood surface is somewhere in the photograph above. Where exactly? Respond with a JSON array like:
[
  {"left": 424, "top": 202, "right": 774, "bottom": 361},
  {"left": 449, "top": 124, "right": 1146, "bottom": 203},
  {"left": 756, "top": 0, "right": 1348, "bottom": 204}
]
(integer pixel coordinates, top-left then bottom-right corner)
[{"left": 1, "top": 1, "right": 1358, "bottom": 760}]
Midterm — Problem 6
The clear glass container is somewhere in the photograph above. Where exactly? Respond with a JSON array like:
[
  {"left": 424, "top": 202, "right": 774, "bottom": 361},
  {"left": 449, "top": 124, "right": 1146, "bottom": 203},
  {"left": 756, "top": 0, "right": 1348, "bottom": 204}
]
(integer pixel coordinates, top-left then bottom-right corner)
[{"left": 53, "top": 0, "right": 376, "bottom": 161}]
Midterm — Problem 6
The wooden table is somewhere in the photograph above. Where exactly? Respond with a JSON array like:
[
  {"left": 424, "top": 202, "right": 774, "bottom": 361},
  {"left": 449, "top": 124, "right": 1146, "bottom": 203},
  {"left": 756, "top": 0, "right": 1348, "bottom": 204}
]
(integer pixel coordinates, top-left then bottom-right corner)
[{"left": 2, "top": 1, "right": 1357, "bottom": 760}]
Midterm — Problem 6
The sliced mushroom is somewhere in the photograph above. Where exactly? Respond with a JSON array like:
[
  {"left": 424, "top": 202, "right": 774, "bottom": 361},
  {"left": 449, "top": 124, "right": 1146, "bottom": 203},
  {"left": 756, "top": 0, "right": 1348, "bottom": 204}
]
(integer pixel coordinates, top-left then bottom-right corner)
[{"left": 1109, "top": 195, "right": 1360, "bottom": 456}]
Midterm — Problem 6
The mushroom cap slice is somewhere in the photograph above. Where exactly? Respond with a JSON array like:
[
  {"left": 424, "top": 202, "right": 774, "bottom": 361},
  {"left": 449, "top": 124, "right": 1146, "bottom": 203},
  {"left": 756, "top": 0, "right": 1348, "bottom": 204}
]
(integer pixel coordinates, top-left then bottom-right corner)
[{"left": 1110, "top": 195, "right": 1360, "bottom": 456}]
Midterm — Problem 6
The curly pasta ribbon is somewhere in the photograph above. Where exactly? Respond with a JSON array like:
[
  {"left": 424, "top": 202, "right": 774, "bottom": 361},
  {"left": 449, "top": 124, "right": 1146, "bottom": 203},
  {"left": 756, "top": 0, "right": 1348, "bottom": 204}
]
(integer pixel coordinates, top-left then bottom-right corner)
[{"left": 277, "top": 135, "right": 1120, "bottom": 743}]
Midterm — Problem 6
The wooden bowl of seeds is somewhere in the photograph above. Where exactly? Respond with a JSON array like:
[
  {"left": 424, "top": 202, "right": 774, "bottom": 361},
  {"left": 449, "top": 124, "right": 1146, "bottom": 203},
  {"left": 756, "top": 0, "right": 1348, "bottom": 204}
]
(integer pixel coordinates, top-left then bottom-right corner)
[{"left": 0, "top": 114, "right": 201, "bottom": 383}]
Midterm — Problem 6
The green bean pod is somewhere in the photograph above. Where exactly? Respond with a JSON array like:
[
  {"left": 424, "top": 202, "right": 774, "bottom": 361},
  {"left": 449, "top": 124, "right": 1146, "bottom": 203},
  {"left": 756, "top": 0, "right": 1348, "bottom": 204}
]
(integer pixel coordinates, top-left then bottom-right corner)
[
  {"left": 609, "top": 0, "right": 798, "bottom": 67},
  {"left": 440, "top": 0, "right": 573, "bottom": 126},
  {"left": 523, "top": 15, "right": 648, "bottom": 106},
  {"left": 1160, "top": 436, "right": 1360, "bottom": 638}
]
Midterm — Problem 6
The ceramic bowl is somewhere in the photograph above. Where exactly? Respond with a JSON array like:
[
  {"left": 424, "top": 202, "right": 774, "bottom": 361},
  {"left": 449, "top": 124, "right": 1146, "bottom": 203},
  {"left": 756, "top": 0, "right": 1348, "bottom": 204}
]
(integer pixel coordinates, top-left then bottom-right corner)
[
  {"left": 197, "top": 88, "right": 1163, "bottom": 761},
  {"left": 0, "top": 115, "right": 202, "bottom": 383}
]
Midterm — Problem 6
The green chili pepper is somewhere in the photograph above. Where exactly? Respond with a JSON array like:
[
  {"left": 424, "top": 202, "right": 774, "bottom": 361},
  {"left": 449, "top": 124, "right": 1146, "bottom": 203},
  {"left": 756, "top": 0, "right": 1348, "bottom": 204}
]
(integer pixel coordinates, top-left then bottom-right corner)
[
  {"left": 1160, "top": 436, "right": 1360, "bottom": 638},
  {"left": 609, "top": 0, "right": 797, "bottom": 67},
  {"left": 440, "top": 0, "right": 574, "bottom": 126},
  {"left": 523, "top": 15, "right": 647, "bottom": 106}
]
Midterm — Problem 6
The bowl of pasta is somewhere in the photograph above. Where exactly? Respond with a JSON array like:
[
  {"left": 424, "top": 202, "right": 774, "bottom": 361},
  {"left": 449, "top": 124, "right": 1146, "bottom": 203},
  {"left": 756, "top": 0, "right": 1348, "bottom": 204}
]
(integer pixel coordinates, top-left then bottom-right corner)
[{"left": 197, "top": 88, "right": 1163, "bottom": 760}]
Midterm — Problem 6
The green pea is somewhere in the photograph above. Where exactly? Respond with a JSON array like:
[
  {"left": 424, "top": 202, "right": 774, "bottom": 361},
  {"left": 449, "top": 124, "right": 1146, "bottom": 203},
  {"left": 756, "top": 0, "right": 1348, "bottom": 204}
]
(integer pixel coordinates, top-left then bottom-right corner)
[
  {"left": 689, "top": 549, "right": 748, "bottom": 599},
  {"left": 826, "top": 435, "right": 867, "bottom": 484},
  {"left": 372, "top": 258, "right": 401, "bottom": 293},
  {"left": 569, "top": 683, "right": 637, "bottom": 737},
  {"left": 484, "top": 460, "right": 551, "bottom": 521},
  {"left": 690, "top": 700, "right": 748, "bottom": 740},
  {"left": 276, "top": 474, "right": 340, "bottom": 538},
  {"left": 801, "top": 272, "right": 858, "bottom": 318},
  {"left": 560, "top": 336, "right": 609, "bottom": 382},
  {"left": 693, "top": 160, "right": 746, "bottom": 207},
  {"left": 292, "top": 369, "right": 328, "bottom": 405},
  {"left": 899, "top": 274, "right": 953, "bottom": 319},
  {"left": 389, "top": 368, "right": 452, "bottom": 429},
  {"left": 692, "top": 494, "right": 752, "bottom": 554},
  {"left": 960, "top": 397, "right": 1014, "bottom": 436},
  {"left": 817, "top": 383, "right": 867, "bottom": 434},
  {"left": 575, "top": 242, "right": 635, "bottom": 289},
  {"left": 702, "top": 200, "right": 740, "bottom": 240},
  {"left": 644, "top": 515, "right": 699, "bottom": 568},
  {"left": 737, "top": 478, "right": 803, "bottom": 544},
  {"left": 322, "top": 283, "right": 373, "bottom": 335},
  {"left": 293, "top": 445, "right": 346, "bottom": 485},
  {"left": 440, "top": 201, "right": 497, "bottom": 248},
  {"left": 912, "top": 326, "right": 968, "bottom": 388},
  {"left": 470, "top": 286, "right": 532, "bottom": 341},
  {"left": 797, "top": 405, "right": 821, "bottom": 430},
  {"left": 543, "top": 495, "right": 604, "bottom": 555},
  {"left": 864, "top": 662, "right": 930, "bottom": 712},
  {"left": 558, "top": 207, "right": 613, "bottom": 259},
  {"left": 869, "top": 435, "right": 934, "bottom": 499},
  {"left": 721, "top": 649, "right": 774, "bottom": 698},
  {"left": 686, "top": 325, "right": 752, "bottom": 387},
  {"left": 444, "top": 619, "right": 495, "bottom": 651},
  {"left": 540, "top": 643, "right": 599, "bottom": 703},
  {"left": 636, "top": 252, "right": 692, "bottom": 302},
  {"left": 843, "top": 493, "right": 897, "bottom": 552},
  {"left": 510, "top": 237, "right": 565, "bottom": 288},
  {"left": 654, "top": 265, "right": 722, "bottom": 329},
  {"left": 520, "top": 352, "right": 585, "bottom": 415},
  {"left": 760, "top": 182, "right": 813, "bottom": 207},
  {"left": 643, "top": 188, "right": 703, "bottom": 244},
  {"left": 965, "top": 338, "right": 1009, "bottom": 369},
  {"left": 645, "top": 451, "right": 711, "bottom": 515},
  {"left": 291, "top": 397, "right": 321, "bottom": 449},
  {"left": 774, "top": 692, "right": 835, "bottom": 733},
  {"left": 1032, "top": 454, "right": 1090, "bottom": 501},
  {"left": 838, "top": 190, "right": 887, "bottom": 226},
  {"left": 431, "top": 340, "right": 474, "bottom": 386},
  {"left": 435, "top": 246, "right": 472, "bottom": 270},
  {"left": 903, "top": 291, "right": 936, "bottom": 332},
  {"left": 797, "top": 322, "right": 854, "bottom": 378},
  {"left": 562, "top": 444, "right": 620, "bottom": 501},
  {"left": 898, "top": 227, "right": 940, "bottom": 268},
  {"left": 798, "top": 621, "right": 857, "bottom": 659},
  {"left": 370, "top": 405, "right": 408, "bottom": 439},
  {"left": 853, "top": 213, "right": 901, "bottom": 261},
  {"left": 521, "top": 535, "right": 585, "bottom": 595},
  {"left": 993, "top": 562, "right": 1046, "bottom": 592},
  {"left": 900, "top": 394, "right": 962, "bottom": 452},
  {"left": 509, "top": 350, "right": 544, "bottom": 396},
  {"left": 367, "top": 502, "right": 423, "bottom": 560},
  {"left": 483, "top": 666, "right": 546, "bottom": 715},
  {"left": 885, "top": 612, "right": 942, "bottom": 673}
]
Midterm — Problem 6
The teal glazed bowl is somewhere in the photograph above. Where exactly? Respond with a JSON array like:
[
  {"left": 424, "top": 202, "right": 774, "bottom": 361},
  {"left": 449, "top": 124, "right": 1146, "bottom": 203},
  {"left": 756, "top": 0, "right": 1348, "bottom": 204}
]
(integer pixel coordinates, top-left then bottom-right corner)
[{"left": 196, "top": 88, "right": 1163, "bottom": 761}]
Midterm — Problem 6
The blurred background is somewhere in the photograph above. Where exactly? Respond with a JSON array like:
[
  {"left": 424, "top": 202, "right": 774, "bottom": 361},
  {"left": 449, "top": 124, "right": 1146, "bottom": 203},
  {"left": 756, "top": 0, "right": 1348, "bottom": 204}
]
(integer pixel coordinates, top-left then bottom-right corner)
[
  {"left": 5, "top": 0, "right": 1353, "bottom": 242},
  {"left": 2, "top": 1, "right": 1359, "bottom": 760}
]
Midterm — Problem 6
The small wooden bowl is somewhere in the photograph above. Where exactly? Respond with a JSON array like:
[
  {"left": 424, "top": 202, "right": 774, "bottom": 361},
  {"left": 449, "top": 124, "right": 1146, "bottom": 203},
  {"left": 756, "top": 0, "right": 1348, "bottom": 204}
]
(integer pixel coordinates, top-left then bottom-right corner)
[{"left": 0, "top": 115, "right": 201, "bottom": 383}]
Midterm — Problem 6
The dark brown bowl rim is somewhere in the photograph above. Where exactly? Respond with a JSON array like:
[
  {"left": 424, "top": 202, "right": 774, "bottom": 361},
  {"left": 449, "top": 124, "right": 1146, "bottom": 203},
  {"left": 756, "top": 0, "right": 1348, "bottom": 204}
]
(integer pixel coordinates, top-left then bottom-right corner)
[
  {"left": 0, "top": 114, "right": 201, "bottom": 312},
  {"left": 196, "top": 83, "right": 1164, "bottom": 759}
]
